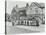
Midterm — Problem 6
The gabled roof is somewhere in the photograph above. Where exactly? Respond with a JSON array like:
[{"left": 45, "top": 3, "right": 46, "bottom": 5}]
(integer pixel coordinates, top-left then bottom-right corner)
[
  {"left": 30, "top": 2, "right": 38, "bottom": 7},
  {"left": 30, "top": 2, "right": 45, "bottom": 8}
]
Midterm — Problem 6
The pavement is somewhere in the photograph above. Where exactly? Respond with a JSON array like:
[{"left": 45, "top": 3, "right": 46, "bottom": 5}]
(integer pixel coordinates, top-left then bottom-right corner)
[
  {"left": 15, "top": 25, "right": 45, "bottom": 32},
  {"left": 6, "top": 22, "right": 45, "bottom": 34}
]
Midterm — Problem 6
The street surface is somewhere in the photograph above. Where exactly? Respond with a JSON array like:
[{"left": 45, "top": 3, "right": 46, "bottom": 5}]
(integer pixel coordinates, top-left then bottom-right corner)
[{"left": 6, "top": 22, "right": 45, "bottom": 34}]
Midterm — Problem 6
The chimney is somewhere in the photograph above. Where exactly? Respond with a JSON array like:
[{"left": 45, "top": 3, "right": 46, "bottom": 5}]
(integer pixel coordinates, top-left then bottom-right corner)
[
  {"left": 16, "top": 5, "right": 18, "bottom": 8},
  {"left": 26, "top": 3, "right": 29, "bottom": 7}
]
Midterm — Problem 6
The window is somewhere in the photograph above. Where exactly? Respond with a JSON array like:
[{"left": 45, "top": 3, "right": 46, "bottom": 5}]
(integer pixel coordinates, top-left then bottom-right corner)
[
  {"left": 19, "top": 10, "right": 27, "bottom": 16},
  {"left": 30, "top": 8, "right": 32, "bottom": 10},
  {"left": 35, "top": 8, "right": 38, "bottom": 13},
  {"left": 20, "top": 12, "right": 23, "bottom": 14}
]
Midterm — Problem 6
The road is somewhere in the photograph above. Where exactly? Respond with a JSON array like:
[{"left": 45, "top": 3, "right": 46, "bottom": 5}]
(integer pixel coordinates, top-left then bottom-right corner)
[
  {"left": 6, "top": 26, "right": 40, "bottom": 34},
  {"left": 6, "top": 22, "right": 45, "bottom": 34}
]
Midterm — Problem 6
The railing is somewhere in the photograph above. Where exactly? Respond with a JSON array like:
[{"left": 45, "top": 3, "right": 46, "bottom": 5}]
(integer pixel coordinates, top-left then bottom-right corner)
[{"left": 13, "top": 19, "right": 39, "bottom": 26}]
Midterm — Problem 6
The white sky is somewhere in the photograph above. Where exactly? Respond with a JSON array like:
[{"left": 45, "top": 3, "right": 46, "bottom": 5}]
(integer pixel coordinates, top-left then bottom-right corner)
[
  {"left": 6, "top": 0, "right": 45, "bottom": 14},
  {"left": 7, "top": 1, "right": 32, "bottom": 14}
]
